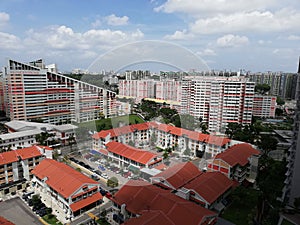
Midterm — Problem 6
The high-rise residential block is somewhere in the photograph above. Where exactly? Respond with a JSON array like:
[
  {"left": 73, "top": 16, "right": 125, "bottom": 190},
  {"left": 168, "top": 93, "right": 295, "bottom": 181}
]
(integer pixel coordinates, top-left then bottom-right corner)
[{"left": 1, "top": 59, "right": 116, "bottom": 124}]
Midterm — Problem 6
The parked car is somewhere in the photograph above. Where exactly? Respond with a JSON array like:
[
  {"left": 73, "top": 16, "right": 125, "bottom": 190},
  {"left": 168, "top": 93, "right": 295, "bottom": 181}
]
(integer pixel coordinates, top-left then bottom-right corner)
[
  {"left": 101, "top": 173, "right": 108, "bottom": 179},
  {"left": 98, "top": 165, "right": 105, "bottom": 171}
]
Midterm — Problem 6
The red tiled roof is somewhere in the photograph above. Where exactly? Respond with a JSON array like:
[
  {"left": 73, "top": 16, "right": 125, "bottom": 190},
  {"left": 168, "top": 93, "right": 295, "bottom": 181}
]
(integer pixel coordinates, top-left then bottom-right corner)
[
  {"left": 106, "top": 141, "right": 159, "bottom": 165},
  {"left": 0, "top": 151, "right": 18, "bottom": 165},
  {"left": 184, "top": 172, "right": 233, "bottom": 204},
  {"left": 31, "top": 159, "right": 99, "bottom": 198},
  {"left": 152, "top": 162, "right": 203, "bottom": 189},
  {"left": 70, "top": 192, "right": 102, "bottom": 212},
  {"left": 92, "top": 121, "right": 230, "bottom": 146},
  {"left": 92, "top": 123, "right": 151, "bottom": 140},
  {"left": 0, "top": 146, "right": 43, "bottom": 165},
  {"left": 113, "top": 180, "right": 217, "bottom": 225},
  {"left": 215, "top": 143, "right": 260, "bottom": 167},
  {"left": 0, "top": 216, "right": 15, "bottom": 225},
  {"left": 122, "top": 210, "right": 174, "bottom": 225},
  {"left": 154, "top": 163, "right": 168, "bottom": 171},
  {"left": 15, "top": 146, "right": 43, "bottom": 160}
]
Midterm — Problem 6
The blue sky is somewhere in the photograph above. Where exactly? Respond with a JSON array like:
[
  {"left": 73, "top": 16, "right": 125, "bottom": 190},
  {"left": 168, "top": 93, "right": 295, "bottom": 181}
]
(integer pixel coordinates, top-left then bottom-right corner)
[{"left": 0, "top": 0, "right": 299, "bottom": 72}]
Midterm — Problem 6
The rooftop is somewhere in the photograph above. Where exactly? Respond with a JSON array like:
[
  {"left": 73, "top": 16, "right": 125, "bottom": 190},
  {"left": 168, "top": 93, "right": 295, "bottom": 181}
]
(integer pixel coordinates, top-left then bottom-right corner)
[
  {"left": 113, "top": 180, "right": 216, "bottom": 225},
  {"left": 32, "top": 159, "right": 99, "bottom": 198},
  {"left": 214, "top": 143, "right": 260, "bottom": 167},
  {"left": 183, "top": 172, "right": 233, "bottom": 204},
  {"left": 106, "top": 141, "right": 160, "bottom": 165},
  {"left": 0, "top": 146, "right": 43, "bottom": 165},
  {"left": 0, "top": 129, "right": 41, "bottom": 141},
  {"left": 152, "top": 162, "right": 203, "bottom": 189}
]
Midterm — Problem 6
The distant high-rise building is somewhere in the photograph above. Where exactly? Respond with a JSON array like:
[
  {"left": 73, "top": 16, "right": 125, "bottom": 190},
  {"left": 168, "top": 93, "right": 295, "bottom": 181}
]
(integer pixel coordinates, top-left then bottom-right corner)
[
  {"left": 282, "top": 57, "right": 300, "bottom": 206},
  {"left": 247, "top": 71, "right": 298, "bottom": 100},
  {"left": 1, "top": 59, "right": 116, "bottom": 124},
  {"left": 252, "top": 95, "right": 276, "bottom": 118},
  {"left": 181, "top": 76, "right": 255, "bottom": 133}
]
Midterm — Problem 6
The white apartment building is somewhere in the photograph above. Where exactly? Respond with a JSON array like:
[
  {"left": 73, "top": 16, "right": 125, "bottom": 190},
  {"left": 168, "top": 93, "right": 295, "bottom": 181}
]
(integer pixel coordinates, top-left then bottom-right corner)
[
  {"left": 118, "top": 79, "right": 155, "bottom": 103},
  {"left": 182, "top": 76, "right": 255, "bottom": 133},
  {"left": 2, "top": 59, "right": 116, "bottom": 124},
  {"left": 0, "top": 146, "right": 48, "bottom": 197},
  {"left": 252, "top": 95, "right": 276, "bottom": 118}
]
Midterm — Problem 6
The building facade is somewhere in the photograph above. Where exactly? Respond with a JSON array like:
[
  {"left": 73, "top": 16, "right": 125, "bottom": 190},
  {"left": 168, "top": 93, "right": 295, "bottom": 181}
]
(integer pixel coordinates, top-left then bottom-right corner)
[
  {"left": 119, "top": 75, "right": 257, "bottom": 133},
  {"left": 31, "top": 159, "right": 102, "bottom": 219},
  {"left": 0, "top": 146, "right": 45, "bottom": 197},
  {"left": 92, "top": 122, "right": 231, "bottom": 160},
  {"left": 2, "top": 59, "right": 116, "bottom": 124},
  {"left": 207, "top": 143, "right": 260, "bottom": 183},
  {"left": 252, "top": 95, "right": 276, "bottom": 118},
  {"left": 282, "top": 59, "right": 300, "bottom": 206}
]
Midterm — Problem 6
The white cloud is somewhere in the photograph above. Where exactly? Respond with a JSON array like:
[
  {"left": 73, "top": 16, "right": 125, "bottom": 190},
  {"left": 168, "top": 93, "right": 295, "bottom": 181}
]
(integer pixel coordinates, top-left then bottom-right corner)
[
  {"left": 196, "top": 48, "right": 216, "bottom": 56},
  {"left": 190, "top": 9, "right": 300, "bottom": 34},
  {"left": 0, "top": 12, "right": 10, "bottom": 29},
  {"left": 0, "top": 32, "right": 22, "bottom": 50},
  {"left": 164, "top": 30, "right": 193, "bottom": 40},
  {"left": 105, "top": 14, "right": 129, "bottom": 26},
  {"left": 287, "top": 35, "right": 300, "bottom": 41},
  {"left": 155, "top": 0, "right": 278, "bottom": 16},
  {"left": 91, "top": 19, "right": 102, "bottom": 28},
  {"left": 217, "top": 34, "right": 249, "bottom": 47},
  {"left": 24, "top": 25, "right": 144, "bottom": 52}
]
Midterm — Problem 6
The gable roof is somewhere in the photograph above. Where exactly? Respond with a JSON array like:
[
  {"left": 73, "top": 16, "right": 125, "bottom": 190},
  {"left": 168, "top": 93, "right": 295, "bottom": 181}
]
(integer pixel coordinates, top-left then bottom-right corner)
[
  {"left": 214, "top": 143, "right": 260, "bottom": 167},
  {"left": 183, "top": 172, "right": 233, "bottom": 204},
  {"left": 31, "top": 159, "right": 98, "bottom": 198},
  {"left": 113, "top": 180, "right": 216, "bottom": 225},
  {"left": 0, "top": 146, "right": 43, "bottom": 165},
  {"left": 152, "top": 162, "right": 202, "bottom": 189},
  {"left": 106, "top": 141, "right": 159, "bottom": 165}
]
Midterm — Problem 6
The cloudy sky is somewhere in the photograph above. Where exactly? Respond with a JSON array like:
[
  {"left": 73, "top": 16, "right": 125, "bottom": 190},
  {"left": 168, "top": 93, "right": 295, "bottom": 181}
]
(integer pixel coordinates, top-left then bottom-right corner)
[{"left": 0, "top": 0, "right": 299, "bottom": 72}]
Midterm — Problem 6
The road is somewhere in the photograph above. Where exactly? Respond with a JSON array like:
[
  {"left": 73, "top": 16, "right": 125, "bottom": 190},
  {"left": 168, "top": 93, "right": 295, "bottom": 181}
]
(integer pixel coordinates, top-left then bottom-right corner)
[{"left": 0, "top": 197, "right": 43, "bottom": 225}]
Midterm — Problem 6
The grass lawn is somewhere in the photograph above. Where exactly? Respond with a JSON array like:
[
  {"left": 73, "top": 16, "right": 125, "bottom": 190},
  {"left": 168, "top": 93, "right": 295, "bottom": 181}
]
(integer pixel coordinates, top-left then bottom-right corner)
[
  {"left": 96, "top": 218, "right": 110, "bottom": 225},
  {"left": 78, "top": 114, "right": 145, "bottom": 132},
  {"left": 42, "top": 214, "right": 63, "bottom": 225},
  {"left": 221, "top": 188, "right": 259, "bottom": 225}
]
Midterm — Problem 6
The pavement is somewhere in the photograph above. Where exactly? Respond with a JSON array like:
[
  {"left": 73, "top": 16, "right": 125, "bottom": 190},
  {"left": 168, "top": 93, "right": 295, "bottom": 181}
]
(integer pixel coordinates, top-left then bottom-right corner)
[{"left": 0, "top": 196, "right": 43, "bottom": 225}]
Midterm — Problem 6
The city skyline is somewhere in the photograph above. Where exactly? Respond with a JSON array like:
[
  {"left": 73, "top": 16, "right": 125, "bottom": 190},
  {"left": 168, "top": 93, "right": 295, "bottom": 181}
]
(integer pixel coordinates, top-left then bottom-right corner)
[{"left": 0, "top": 0, "right": 299, "bottom": 73}]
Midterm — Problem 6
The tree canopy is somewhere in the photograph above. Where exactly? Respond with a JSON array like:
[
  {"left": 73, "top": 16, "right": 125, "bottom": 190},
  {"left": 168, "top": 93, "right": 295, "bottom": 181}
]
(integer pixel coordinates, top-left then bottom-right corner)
[{"left": 255, "top": 84, "right": 271, "bottom": 94}]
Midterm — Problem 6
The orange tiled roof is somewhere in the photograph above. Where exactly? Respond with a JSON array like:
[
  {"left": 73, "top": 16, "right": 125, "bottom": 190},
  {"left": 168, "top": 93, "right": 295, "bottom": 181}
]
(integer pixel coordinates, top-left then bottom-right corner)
[
  {"left": 113, "top": 180, "right": 217, "bottom": 225},
  {"left": 92, "top": 122, "right": 230, "bottom": 146},
  {"left": 70, "top": 192, "right": 102, "bottom": 212},
  {"left": 0, "top": 146, "right": 43, "bottom": 165},
  {"left": 214, "top": 143, "right": 260, "bottom": 167},
  {"left": 106, "top": 141, "right": 159, "bottom": 165},
  {"left": 152, "top": 162, "right": 203, "bottom": 189},
  {"left": 184, "top": 172, "right": 234, "bottom": 204},
  {"left": 31, "top": 159, "right": 99, "bottom": 198}
]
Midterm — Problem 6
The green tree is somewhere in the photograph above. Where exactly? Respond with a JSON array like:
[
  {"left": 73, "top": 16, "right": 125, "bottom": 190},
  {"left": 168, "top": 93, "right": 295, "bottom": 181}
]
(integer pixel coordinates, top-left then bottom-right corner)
[
  {"left": 276, "top": 96, "right": 285, "bottom": 106},
  {"left": 179, "top": 114, "right": 198, "bottom": 130},
  {"left": 257, "top": 135, "right": 278, "bottom": 156},
  {"left": 255, "top": 84, "right": 271, "bottom": 94},
  {"left": 107, "top": 177, "right": 118, "bottom": 187}
]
